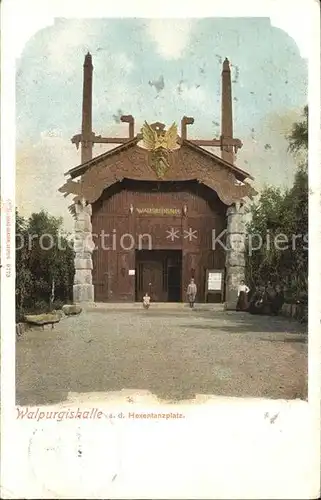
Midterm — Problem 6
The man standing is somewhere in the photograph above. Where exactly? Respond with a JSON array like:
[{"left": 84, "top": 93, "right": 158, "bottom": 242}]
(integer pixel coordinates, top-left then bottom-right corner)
[{"left": 187, "top": 278, "right": 197, "bottom": 308}]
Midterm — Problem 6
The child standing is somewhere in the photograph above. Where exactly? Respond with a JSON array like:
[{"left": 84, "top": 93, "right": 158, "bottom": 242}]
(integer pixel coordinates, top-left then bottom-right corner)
[
  {"left": 187, "top": 278, "right": 197, "bottom": 308},
  {"left": 143, "top": 292, "right": 151, "bottom": 309}
]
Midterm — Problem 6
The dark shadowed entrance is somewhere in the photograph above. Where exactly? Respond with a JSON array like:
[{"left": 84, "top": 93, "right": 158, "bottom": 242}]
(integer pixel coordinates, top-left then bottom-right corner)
[{"left": 135, "top": 250, "right": 182, "bottom": 302}]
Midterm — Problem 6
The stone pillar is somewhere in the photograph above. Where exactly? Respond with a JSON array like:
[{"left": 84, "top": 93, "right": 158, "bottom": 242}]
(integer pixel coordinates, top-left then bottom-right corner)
[
  {"left": 225, "top": 203, "right": 246, "bottom": 310},
  {"left": 73, "top": 200, "right": 95, "bottom": 303}
]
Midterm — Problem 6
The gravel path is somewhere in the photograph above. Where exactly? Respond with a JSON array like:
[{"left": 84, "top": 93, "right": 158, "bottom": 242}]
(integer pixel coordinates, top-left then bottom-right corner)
[{"left": 16, "top": 308, "right": 308, "bottom": 405}]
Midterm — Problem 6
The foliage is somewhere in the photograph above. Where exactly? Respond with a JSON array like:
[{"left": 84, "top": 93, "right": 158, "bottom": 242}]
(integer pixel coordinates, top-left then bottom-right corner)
[
  {"left": 287, "top": 105, "right": 308, "bottom": 154},
  {"left": 16, "top": 210, "right": 74, "bottom": 321},
  {"left": 245, "top": 107, "right": 308, "bottom": 300}
]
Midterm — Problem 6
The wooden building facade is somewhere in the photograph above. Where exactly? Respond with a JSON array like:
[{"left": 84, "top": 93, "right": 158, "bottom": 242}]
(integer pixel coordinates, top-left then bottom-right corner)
[
  {"left": 92, "top": 179, "right": 227, "bottom": 303},
  {"left": 59, "top": 53, "right": 256, "bottom": 306}
]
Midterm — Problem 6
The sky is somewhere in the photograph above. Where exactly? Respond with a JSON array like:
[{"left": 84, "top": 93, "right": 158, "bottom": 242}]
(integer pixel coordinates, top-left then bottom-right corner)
[{"left": 16, "top": 17, "right": 308, "bottom": 231}]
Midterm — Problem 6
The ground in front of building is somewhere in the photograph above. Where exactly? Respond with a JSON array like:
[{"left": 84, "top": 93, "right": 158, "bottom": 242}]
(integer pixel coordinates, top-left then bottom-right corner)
[{"left": 16, "top": 307, "right": 308, "bottom": 406}]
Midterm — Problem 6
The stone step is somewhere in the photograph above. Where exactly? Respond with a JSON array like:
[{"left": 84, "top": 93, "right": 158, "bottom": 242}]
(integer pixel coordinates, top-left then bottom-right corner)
[{"left": 78, "top": 302, "right": 225, "bottom": 310}]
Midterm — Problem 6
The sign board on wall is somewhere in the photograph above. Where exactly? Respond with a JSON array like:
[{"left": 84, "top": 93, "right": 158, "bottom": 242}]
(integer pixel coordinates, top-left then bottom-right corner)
[
  {"left": 207, "top": 272, "right": 222, "bottom": 291},
  {"left": 205, "top": 269, "right": 224, "bottom": 302},
  {"left": 128, "top": 269, "right": 135, "bottom": 276}
]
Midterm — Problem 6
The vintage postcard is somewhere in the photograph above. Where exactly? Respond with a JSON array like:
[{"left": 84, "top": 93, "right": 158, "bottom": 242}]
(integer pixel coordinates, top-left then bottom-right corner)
[{"left": 1, "top": 0, "right": 320, "bottom": 498}]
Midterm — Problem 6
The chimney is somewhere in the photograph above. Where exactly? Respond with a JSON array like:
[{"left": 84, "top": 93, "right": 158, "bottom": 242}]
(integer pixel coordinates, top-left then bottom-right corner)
[
  {"left": 221, "top": 58, "right": 234, "bottom": 164},
  {"left": 81, "top": 52, "right": 93, "bottom": 164}
]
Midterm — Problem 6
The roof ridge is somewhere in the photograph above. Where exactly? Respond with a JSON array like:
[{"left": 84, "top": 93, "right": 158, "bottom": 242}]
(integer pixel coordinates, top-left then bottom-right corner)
[{"left": 65, "top": 136, "right": 253, "bottom": 181}]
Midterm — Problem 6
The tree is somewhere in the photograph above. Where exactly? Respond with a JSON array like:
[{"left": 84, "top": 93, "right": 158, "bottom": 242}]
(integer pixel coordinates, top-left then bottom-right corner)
[
  {"left": 245, "top": 187, "right": 286, "bottom": 287},
  {"left": 16, "top": 211, "right": 33, "bottom": 320},
  {"left": 287, "top": 105, "right": 308, "bottom": 154},
  {"left": 281, "top": 167, "right": 308, "bottom": 294},
  {"left": 15, "top": 210, "right": 74, "bottom": 319},
  {"left": 285, "top": 105, "right": 308, "bottom": 295},
  {"left": 245, "top": 106, "right": 308, "bottom": 301}
]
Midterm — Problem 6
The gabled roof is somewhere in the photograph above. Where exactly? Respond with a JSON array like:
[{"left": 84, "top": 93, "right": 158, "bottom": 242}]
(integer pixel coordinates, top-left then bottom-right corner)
[
  {"left": 65, "top": 137, "right": 253, "bottom": 181},
  {"left": 66, "top": 137, "right": 139, "bottom": 179},
  {"left": 183, "top": 139, "right": 254, "bottom": 181},
  {"left": 60, "top": 136, "right": 257, "bottom": 208}
]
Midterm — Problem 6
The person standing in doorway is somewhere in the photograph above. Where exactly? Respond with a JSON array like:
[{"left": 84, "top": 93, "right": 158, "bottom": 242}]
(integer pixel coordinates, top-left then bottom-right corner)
[
  {"left": 236, "top": 280, "right": 250, "bottom": 311},
  {"left": 187, "top": 278, "right": 197, "bottom": 308}
]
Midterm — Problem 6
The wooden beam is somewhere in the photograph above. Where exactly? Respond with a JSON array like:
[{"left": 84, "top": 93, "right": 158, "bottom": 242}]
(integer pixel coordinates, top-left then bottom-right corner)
[
  {"left": 191, "top": 139, "right": 221, "bottom": 147},
  {"left": 71, "top": 121, "right": 243, "bottom": 154},
  {"left": 92, "top": 136, "right": 130, "bottom": 144},
  {"left": 190, "top": 137, "right": 243, "bottom": 152},
  {"left": 92, "top": 132, "right": 143, "bottom": 144}
]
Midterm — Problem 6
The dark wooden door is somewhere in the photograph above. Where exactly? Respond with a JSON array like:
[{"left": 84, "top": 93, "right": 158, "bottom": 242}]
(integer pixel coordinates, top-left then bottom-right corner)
[
  {"left": 167, "top": 265, "right": 181, "bottom": 302},
  {"left": 141, "top": 261, "right": 163, "bottom": 302}
]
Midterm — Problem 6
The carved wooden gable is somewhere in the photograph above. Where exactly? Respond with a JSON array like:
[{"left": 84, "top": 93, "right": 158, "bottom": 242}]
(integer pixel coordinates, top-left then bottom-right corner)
[{"left": 59, "top": 141, "right": 257, "bottom": 206}]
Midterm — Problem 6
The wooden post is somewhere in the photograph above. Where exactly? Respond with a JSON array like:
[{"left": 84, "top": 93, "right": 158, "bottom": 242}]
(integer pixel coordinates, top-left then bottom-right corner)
[
  {"left": 221, "top": 58, "right": 234, "bottom": 164},
  {"left": 71, "top": 56, "right": 243, "bottom": 167},
  {"left": 81, "top": 52, "right": 93, "bottom": 164}
]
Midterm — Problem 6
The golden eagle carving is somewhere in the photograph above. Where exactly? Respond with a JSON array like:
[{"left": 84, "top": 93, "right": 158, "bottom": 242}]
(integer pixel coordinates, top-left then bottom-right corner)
[{"left": 139, "top": 121, "right": 180, "bottom": 178}]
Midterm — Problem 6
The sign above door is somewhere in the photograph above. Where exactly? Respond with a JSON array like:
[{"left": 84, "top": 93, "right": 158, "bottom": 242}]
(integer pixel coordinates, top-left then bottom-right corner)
[{"left": 136, "top": 208, "right": 181, "bottom": 216}]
